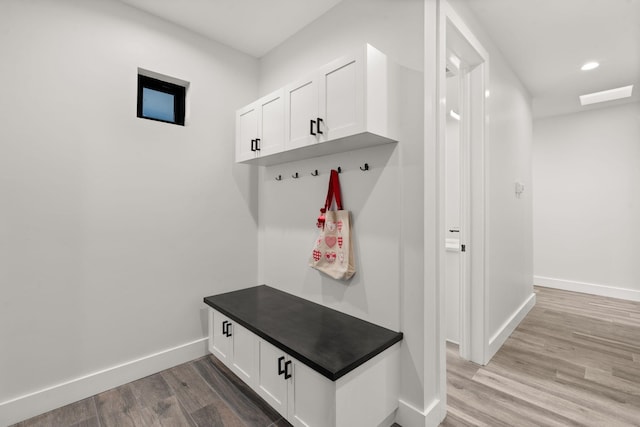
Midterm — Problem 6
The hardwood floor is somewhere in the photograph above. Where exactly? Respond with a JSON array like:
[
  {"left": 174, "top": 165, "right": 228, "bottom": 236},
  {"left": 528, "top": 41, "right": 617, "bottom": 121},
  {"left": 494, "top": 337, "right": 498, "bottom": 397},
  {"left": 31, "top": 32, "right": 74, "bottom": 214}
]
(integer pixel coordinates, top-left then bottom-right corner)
[
  {"left": 11, "top": 355, "right": 289, "bottom": 427},
  {"left": 13, "top": 286, "right": 640, "bottom": 426},
  {"left": 441, "top": 286, "right": 640, "bottom": 426}
]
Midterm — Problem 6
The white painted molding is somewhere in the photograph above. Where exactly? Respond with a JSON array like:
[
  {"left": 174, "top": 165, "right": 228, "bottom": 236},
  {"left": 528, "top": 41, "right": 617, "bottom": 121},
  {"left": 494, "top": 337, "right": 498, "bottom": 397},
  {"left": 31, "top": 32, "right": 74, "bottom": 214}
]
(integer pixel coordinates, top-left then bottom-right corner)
[
  {"left": 396, "top": 397, "right": 444, "bottom": 427},
  {"left": 487, "top": 293, "right": 536, "bottom": 362},
  {"left": 0, "top": 337, "right": 208, "bottom": 426},
  {"left": 534, "top": 276, "right": 640, "bottom": 302}
]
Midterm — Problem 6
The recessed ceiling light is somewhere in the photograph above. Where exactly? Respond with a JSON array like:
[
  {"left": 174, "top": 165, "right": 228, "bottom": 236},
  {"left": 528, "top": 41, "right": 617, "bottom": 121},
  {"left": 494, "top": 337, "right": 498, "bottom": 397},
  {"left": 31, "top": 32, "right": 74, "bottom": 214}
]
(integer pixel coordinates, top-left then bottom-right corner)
[
  {"left": 581, "top": 61, "right": 600, "bottom": 71},
  {"left": 449, "top": 110, "right": 461, "bottom": 120},
  {"left": 579, "top": 85, "right": 634, "bottom": 106}
]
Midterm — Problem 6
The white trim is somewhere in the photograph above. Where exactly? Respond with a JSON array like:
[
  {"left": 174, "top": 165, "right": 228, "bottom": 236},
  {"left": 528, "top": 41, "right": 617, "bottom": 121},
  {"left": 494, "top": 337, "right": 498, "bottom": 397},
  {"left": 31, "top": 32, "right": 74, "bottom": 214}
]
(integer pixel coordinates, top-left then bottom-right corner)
[
  {"left": 487, "top": 293, "right": 536, "bottom": 361},
  {"left": 535, "top": 276, "right": 640, "bottom": 302},
  {"left": 0, "top": 337, "right": 208, "bottom": 426},
  {"left": 441, "top": 0, "right": 490, "bottom": 366},
  {"left": 396, "top": 398, "right": 444, "bottom": 427}
]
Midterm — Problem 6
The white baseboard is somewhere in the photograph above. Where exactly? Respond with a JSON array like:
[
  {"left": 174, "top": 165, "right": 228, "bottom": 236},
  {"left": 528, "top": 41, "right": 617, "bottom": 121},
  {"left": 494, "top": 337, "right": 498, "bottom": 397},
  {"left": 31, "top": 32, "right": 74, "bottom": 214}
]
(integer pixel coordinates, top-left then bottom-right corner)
[
  {"left": 0, "top": 337, "right": 208, "bottom": 426},
  {"left": 487, "top": 293, "right": 536, "bottom": 361},
  {"left": 534, "top": 276, "right": 640, "bottom": 302},
  {"left": 397, "top": 397, "right": 445, "bottom": 427}
]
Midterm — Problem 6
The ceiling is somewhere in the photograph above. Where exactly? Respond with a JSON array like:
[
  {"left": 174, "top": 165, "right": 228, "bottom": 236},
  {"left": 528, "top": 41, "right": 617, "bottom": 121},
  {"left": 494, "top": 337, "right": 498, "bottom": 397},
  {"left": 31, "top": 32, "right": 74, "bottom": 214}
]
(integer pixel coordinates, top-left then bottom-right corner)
[
  {"left": 118, "top": 0, "right": 343, "bottom": 58},
  {"left": 119, "top": 0, "right": 639, "bottom": 118},
  {"left": 463, "top": 0, "right": 640, "bottom": 118}
]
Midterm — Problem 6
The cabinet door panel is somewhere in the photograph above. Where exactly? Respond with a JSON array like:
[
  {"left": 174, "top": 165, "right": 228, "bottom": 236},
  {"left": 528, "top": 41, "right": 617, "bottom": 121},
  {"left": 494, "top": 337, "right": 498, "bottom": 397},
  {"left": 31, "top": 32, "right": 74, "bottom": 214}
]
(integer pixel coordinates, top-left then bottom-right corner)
[
  {"left": 318, "top": 53, "right": 364, "bottom": 142},
  {"left": 211, "top": 310, "right": 231, "bottom": 366},
  {"left": 257, "top": 91, "right": 284, "bottom": 157},
  {"left": 285, "top": 78, "right": 318, "bottom": 150},
  {"left": 288, "top": 359, "right": 335, "bottom": 427},
  {"left": 230, "top": 322, "right": 256, "bottom": 388},
  {"left": 236, "top": 105, "right": 258, "bottom": 162},
  {"left": 256, "top": 339, "right": 288, "bottom": 417}
]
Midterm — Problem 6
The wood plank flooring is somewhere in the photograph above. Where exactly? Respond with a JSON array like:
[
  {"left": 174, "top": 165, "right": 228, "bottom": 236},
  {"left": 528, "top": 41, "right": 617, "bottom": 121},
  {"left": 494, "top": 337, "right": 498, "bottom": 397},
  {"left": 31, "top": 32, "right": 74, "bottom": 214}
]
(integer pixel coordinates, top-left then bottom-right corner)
[
  {"left": 13, "top": 286, "right": 640, "bottom": 426},
  {"left": 11, "top": 354, "right": 288, "bottom": 427},
  {"left": 440, "top": 286, "right": 640, "bottom": 426}
]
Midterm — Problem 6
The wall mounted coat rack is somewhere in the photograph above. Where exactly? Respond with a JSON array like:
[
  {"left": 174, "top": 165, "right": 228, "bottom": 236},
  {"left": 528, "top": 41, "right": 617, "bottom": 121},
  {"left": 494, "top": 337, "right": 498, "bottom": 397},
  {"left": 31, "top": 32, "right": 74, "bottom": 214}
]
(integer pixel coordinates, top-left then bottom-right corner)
[{"left": 273, "top": 164, "right": 370, "bottom": 181}]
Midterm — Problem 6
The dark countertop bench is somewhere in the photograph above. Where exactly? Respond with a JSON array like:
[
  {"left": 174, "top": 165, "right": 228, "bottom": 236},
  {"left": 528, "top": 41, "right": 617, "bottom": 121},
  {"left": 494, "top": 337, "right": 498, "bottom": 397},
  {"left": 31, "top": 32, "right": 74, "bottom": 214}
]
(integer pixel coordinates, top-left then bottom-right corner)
[{"left": 203, "top": 285, "right": 403, "bottom": 381}]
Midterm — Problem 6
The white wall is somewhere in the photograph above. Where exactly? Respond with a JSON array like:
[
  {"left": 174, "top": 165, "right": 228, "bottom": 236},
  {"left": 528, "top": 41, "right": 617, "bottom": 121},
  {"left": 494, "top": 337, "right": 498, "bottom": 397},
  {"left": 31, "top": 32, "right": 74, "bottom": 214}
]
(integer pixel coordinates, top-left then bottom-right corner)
[
  {"left": 0, "top": 0, "right": 258, "bottom": 424},
  {"left": 533, "top": 102, "right": 640, "bottom": 300},
  {"left": 448, "top": 0, "right": 535, "bottom": 358},
  {"left": 254, "top": 0, "right": 430, "bottom": 424}
]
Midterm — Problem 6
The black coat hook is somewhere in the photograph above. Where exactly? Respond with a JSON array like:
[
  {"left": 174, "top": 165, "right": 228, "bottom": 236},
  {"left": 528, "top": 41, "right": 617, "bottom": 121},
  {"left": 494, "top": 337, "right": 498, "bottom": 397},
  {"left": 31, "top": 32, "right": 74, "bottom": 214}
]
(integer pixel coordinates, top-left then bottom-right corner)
[
  {"left": 275, "top": 174, "right": 282, "bottom": 181},
  {"left": 292, "top": 172, "right": 299, "bottom": 179},
  {"left": 311, "top": 169, "right": 319, "bottom": 176},
  {"left": 360, "top": 163, "right": 369, "bottom": 171},
  {"left": 336, "top": 167, "right": 342, "bottom": 173}
]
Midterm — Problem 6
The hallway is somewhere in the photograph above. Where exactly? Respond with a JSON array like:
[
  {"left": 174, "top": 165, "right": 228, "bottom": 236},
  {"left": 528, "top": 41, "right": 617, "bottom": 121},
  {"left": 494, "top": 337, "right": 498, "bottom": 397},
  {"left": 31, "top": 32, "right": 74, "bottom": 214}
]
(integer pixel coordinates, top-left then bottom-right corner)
[{"left": 441, "top": 286, "right": 640, "bottom": 426}]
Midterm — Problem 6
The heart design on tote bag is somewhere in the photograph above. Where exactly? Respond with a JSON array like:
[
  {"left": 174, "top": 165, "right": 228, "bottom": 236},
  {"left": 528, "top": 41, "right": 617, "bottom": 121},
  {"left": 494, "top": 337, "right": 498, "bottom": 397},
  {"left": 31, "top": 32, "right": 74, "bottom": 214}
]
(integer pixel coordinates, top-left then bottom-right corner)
[
  {"left": 325, "top": 252, "right": 337, "bottom": 263},
  {"left": 337, "top": 236, "right": 343, "bottom": 248},
  {"left": 326, "top": 222, "right": 336, "bottom": 232},
  {"left": 325, "top": 236, "right": 337, "bottom": 248},
  {"left": 312, "top": 250, "right": 322, "bottom": 261},
  {"left": 337, "top": 220, "right": 343, "bottom": 233}
]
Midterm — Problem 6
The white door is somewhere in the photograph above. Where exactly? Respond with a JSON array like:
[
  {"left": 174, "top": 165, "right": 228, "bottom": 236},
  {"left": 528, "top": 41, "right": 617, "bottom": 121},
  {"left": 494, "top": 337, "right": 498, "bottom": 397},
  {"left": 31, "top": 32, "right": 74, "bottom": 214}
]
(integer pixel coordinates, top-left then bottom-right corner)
[
  {"left": 257, "top": 90, "right": 285, "bottom": 157},
  {"left": 256, "top": 339, "right": 288, "bottom": 418},
  {"left": 230, "top": 322, "right": 256, "bottom": 388},
  {"left": 317, "top": 52, "right": 364, "bottom": 142},
  {"left": 284, "top": 76, "right": 319, "bottom": 150},
  {"left": 236, "top": 104, "right": 258, "bottom": 162},
  {"left": 287, "top": 359, "right": 335, "bottom": 427},
  {"left": 211, "top": 310, "right": 232, "bottom": 366}
]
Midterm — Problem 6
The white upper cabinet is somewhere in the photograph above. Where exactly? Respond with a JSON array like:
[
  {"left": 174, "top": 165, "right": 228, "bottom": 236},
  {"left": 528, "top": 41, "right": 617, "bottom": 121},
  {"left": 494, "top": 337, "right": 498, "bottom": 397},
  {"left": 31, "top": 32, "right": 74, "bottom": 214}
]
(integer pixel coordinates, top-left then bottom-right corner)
[
  {"left": 235, "top": 89, "right": 284, "bottom": 162},
  {"left": 316, "top": 51, "right": 364, "bottom": 143},
  {"left": 236, "top": 44, "right": 397, "bottom": 165},
  {"left": 284, "top": 76, "right": 319, "bottom": 150}
]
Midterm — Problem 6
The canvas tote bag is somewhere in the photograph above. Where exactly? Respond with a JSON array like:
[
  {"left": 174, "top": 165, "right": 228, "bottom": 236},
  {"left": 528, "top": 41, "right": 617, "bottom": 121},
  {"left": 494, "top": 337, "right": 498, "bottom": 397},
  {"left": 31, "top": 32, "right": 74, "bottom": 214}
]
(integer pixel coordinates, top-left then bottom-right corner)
[{"left": 309, "top": 169, "right": 356, "bottom": 280}]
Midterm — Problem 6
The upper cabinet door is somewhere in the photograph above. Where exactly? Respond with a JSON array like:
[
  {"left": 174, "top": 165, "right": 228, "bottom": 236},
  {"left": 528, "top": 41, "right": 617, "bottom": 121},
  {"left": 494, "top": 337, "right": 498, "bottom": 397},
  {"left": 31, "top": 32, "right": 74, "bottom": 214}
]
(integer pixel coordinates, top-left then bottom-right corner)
[
  {"left": 257, "top": 90, "right": 285, "bottom": 157},
  {"left": 236, "top": 104, "right": 258, "bottom": 162},
  {"left": 317, "top": 51, "right": 365, "bottom": 143},
  {"left": 284, "top": 76, "right": 319, "bottom": 150}
]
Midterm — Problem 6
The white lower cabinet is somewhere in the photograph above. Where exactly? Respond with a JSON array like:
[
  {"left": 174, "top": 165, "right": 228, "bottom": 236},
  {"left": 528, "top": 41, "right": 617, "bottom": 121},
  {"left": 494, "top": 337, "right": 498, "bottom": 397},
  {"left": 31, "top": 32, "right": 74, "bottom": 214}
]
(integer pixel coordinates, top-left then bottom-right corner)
[
  {"left": 256, "top": 338, "right": 334, "bottom": 426},
  {"left": 208, "top": 308, "right": 400, "bottom": 427},
  {"left": 208, "top": 309, "right": 256, "bottom": 387}
]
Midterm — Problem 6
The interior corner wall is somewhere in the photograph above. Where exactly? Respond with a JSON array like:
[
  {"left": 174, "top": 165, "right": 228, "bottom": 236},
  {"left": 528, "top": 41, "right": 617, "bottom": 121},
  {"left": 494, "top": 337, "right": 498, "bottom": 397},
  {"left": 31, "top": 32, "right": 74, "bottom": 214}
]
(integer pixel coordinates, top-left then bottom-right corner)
[
  {"left": 0, "top": 0, "right": 258, "bottom": 424},
  {"left": 447, "top": 0, "right": 534, "bottom": 357},
  {"left": 533, "top": 102, "right": 640, "bottom": 300},
  {"left": 255, "top": 0, "right": 430, "bottom": 423}
]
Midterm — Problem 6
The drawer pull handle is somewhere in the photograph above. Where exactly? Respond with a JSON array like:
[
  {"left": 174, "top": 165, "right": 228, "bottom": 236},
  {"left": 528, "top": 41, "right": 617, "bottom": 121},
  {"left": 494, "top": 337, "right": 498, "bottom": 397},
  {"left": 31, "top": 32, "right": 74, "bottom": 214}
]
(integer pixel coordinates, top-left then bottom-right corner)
[
  {"left": 278, "top": 356, "right": 286, "bottom": 375},
  {"left": 225, "top": 323, "right": 232, "bottom": 337},
  {"left": 317, "top": 117, "right": 324, "bottom": 135},
  {"left": 255, "top": 138, "right": 261, "bottom": 151},
  {"left": 310, "top": 119, "right": 316, "bottom": 136},
  {"left": 222, "top": 320, "right": 228, "bottom": 334},
  {"left": 250, "top": 139, "right": 256, "bottom": 152},
  {"left": 284, "top": 360, "right": 292, "bottom": 379}
]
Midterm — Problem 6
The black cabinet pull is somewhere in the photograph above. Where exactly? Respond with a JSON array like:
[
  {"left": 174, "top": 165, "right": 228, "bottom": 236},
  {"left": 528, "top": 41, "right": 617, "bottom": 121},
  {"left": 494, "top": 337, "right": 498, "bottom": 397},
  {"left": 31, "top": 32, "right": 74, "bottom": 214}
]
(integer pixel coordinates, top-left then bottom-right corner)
[
  {"left": 284, "top": 360, "right": 292, "bottom": 379},
  {"left": 278, "top": 356, "right": 286, "bottom": 375},
  {"left": 310, "top": 119, "right": 316, "bottom": 136},
  {"left": 222, "top": 320, "right": 228, "bottom": 335},
  {"left": 250, "top": 139, "right": 256, "bottom": 152},
  {"left": 255, "top": 138, "right": 261, "bottom": 151},
  {"left": 225, "top": 323, "right": 232, "bottom": 337},
  {"left": 317, "top": 118, "right": 324, "bottom": 135}
]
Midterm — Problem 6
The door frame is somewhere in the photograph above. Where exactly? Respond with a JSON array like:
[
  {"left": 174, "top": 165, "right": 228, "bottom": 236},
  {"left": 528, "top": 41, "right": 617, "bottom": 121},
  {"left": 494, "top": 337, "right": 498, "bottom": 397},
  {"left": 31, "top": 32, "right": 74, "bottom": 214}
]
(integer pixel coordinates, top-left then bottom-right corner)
[{"left": 439, "top": 1, "right": 490, "bottom": 367}]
